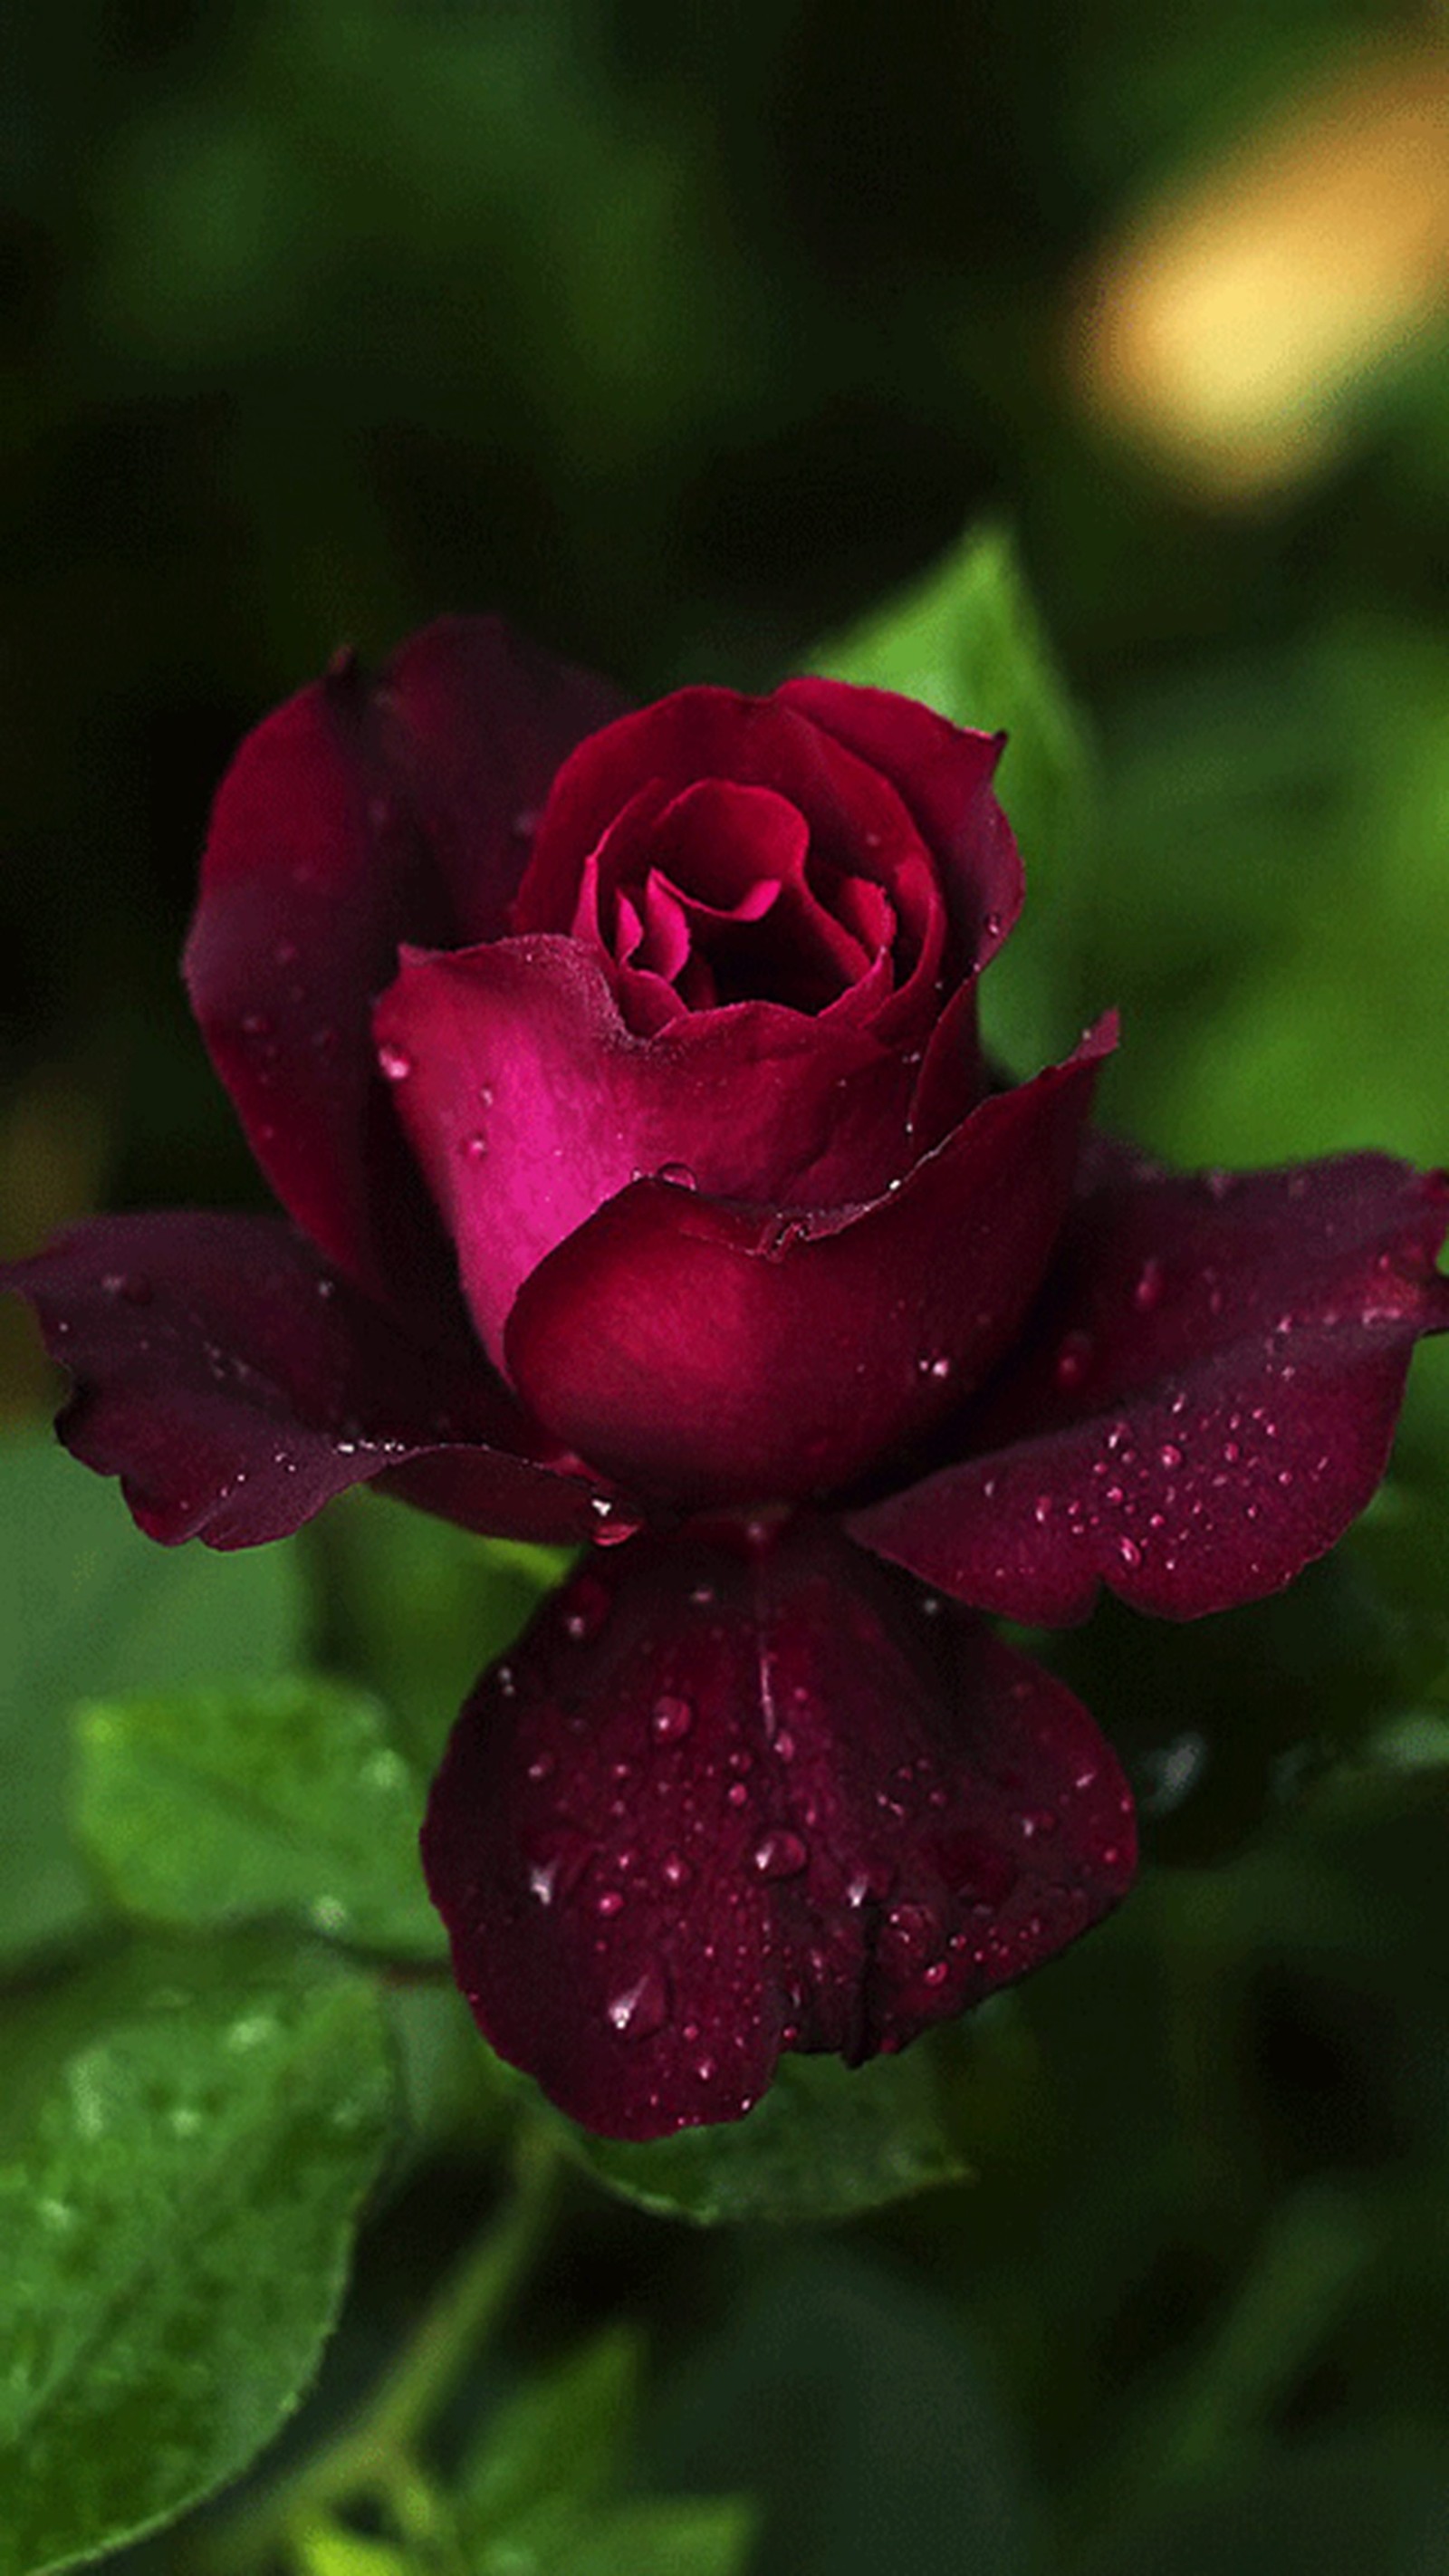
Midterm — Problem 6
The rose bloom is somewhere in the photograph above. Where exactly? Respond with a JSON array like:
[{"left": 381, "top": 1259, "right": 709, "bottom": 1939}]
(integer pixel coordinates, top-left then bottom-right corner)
[{"left": 8, "top": 621, "right": 1448, "bottom": 2138}]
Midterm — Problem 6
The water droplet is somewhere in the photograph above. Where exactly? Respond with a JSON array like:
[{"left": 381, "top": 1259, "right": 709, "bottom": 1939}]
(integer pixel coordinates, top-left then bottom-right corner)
[
  {"left": 917, "top": 1352, "right": 954, "bottom": 1381},
  {"left": 1117, "top": 1536, "right": 1142, "bottom": 1568},
  {"left": 596, "top": 1888, "right": 625, "bottom": 1918},
  {"left": 650, "top": 1694, "right": 694, "bottom": 1743},
  {"left": 655, "top": 1160, "right": 698, "bottom": 1190},
  {"left": 1133, "top": 1255, "right": 1164, "bottom": 1310},
  {"left": 606, "top": 1963, "right": 670, "bottom": 2039},
  {"left": 661, "top": 1850, "right": 693, "bottom": 1889},
  {"left": 561, "top": 1573, "right": 609, "bottom": 1643},
  {"left": 1054, "top": 1328, "right": 1094, "bottom": 1389},
  {"left": 101, "top": 1272, "right": 152, "bottom": 1305},
  {"left": 752, "top": 1829, "right": 809, "bottom": 1880},
  {"left": 590, "top": 1499, "right": 642, "bottom": 1547},
  {"left": 726, "top": 1780, "right": 750, "bottom": 1808},
  {"left": 377, "top": 1042, "right": 413, "bottom": 1082},
  {"left": 459, "top": 1132, "right": 487, "bottom": 1162},
  {"left": 1033, "top": 1494, "right": 1053, "bottom": 1524},
  {"left": 1158, "top": 1442, "right": 1183, "bottom": 1468}
]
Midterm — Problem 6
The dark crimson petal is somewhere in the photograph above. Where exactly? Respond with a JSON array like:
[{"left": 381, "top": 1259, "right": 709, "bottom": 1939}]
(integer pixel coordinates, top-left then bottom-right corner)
[
  {"left": 777, "top": 678, "right": 1022, "bottom": 973},
  {"left": 850, "top": 1157, "right": 1449, "bottom": 1623},
  {"left": 422, "top": 1515, "right": 1135, "bottom": 2139},
  {"left": 185, "top": 618, "right": 623, "bottom": 1303},
  {"left": 504, "top": 1020, "right": 1115, "bottom": 1508},
  {"left": 374, "top": 935, "right": 926, "bottom": 1362},
  {"left": 2, "top": 1214, "right": 608, "bottom": 1549}
]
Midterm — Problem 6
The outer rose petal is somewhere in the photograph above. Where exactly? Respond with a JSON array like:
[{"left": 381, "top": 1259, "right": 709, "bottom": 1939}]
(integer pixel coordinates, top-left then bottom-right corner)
[
  {"left": 185, "top": 619, "right": 624, "bottom": 1304},
  {"left": 1, "top": 1214, "right": 608, "bottom": 1548},
  {"left": 504, "top": 1020, "right": 1115, "bottom": 1507},
  {"left": 850, "top": 1157, "right": 1449, "bottom": 1623},
  {"left": 374, "top": 934, "right": 924, "bottom": 1363},
  {"left": 777, "top": 678, "right": 1022, "bottom": 971},
  {"left": 421, "top": 1515, "right": 1135, "bottom": 2139}
]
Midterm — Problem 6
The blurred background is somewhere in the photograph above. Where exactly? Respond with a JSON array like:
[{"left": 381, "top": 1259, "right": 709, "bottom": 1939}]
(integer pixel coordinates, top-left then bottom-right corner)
[{"left": 5, "top": 3, "right": 1449, "bottom": 2570}]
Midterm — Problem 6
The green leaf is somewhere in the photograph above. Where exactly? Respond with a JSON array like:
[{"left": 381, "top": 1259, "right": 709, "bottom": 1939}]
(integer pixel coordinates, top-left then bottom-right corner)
[
  {"left": 305, "top": 1493, "right": 568, "bottom": 1772},
  {"left": 0, "top": 1432, "right": 306, "bottom": 1970},
  {"left": 72, "top": 1674, "right": 445, "bottom": 1961},
  {"left": 458, "top": 2328, "right": 643, "bottom": 2543},
  {"left": 0, "top": 1937, "right": 396, "bottom": 2576},
  {"left": 1080, "top": 2437, "right": 1449, "bottom": 2576},
  {"left": 654, "top": 2245, "right": 1037, "bottom": 2576},
  {"left": 561, "top": 2044, "right": 966, "bottom": 2225},
  {"left": 476, "top": 2498, "right": 755, "bottom": 2576},
  {"left": 811, "top": 520, "right": 1097, "bottom": 1068}
]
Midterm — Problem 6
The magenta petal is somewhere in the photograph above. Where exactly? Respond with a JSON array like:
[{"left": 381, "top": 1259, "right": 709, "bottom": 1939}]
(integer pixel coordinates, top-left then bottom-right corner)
[
  {"left": 421, "top": 1516, "right": 1135, "bottom": 2139},
  {"left": 185, "top": 619, "right": 623, "bottom": 1303},
  {"left": 2, "top": 1214, "right": 608, "bottom": 1548},
  {"left": 851, "top": 1156, "right": 1449, "bottom": 1623},
  {"left": 374, "top": 935, "right": 926, "bottom": 1363},
  {"left": 777, "top": 678, "right": 1022, "bottom": 971},
  {"left": 504, "top": 1021, "right": 1114, "bottom": 1508}
]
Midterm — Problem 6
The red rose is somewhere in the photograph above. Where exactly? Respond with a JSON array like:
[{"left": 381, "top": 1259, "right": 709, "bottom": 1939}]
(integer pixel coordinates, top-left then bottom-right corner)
[{"left": 8, "top": 618, "right": 1448, "bottom": 2139}]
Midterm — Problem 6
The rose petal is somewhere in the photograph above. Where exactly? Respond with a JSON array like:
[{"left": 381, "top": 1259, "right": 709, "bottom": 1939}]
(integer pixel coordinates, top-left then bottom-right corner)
[
  {"left": 850, "top": 1156, "right": 1449, "bottom": 1622},
  {"left": 777, "top": 678, "right": 1022, "bottom": 972},
  {"left": 185, "top": 618, "right": 623, "bottom": 1303},
  {"left": 504, "top": 1020, "right": 1115, "bottom": 1507},
  {"left": 515, "top": 686, "right": 930, "bottom": 917},
  {"left": 374, "top": 935, "right": 930, "bottom": 1361},
  {"left": 421, "top": 1514, "right": 1135, "bottom": 2139},
  {"left": 1, "top": 1213, "right": 607, "bottom": 1548}
]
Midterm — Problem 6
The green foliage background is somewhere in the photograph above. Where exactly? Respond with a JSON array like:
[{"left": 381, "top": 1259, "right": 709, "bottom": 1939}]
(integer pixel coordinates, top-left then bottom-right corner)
[{"left": 4, "top": 4, "right": 1449, "bottom": 2571}]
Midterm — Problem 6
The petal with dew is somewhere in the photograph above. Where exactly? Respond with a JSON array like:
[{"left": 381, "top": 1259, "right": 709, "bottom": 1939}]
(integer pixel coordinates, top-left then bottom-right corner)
[{"left": 422, "top": 1514, "right": 1134, "bottom": 2139}]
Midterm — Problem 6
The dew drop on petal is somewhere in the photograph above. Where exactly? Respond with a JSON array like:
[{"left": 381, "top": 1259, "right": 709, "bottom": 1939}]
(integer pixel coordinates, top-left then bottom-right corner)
[
  {"left": 606, "top": 1963, "right": 670, "bottom": 2040},
  {"left": 377, "top": 1042, "right": 413, "bottom": 1082},
  {"left": 751, "top": 1829, "right": 809, "bottom": 1880},
  {"left": 1118, "top": 1536, "right": 1142, "bottom": 1568},
  {"left": 1158, "top": 1442, "right": 1183, "bottom": 1468},
  {"left": 1133, "top": 1255, "right": 1164, "bottom": 1311},
  {"left": 650, "top": 1694, "right": 694, "bottom": 1744},
  {"left": 459, "top": 1132, "right": 488, "bottom": 1163},
  {"left": 1054, "top": 1328, "right": 1095, "bottom": 1389},
  {"left": 655, "top": 1161, "right": 698, "bottom": 1190}
]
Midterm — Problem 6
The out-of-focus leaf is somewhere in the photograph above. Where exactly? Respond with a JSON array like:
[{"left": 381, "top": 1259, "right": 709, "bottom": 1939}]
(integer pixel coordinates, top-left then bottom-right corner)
[
  {"left": 562, "top": 2045, "right": 965, "bottom": 2226},
  {"left": 1080, "top": 2437, "right": 1449, "bottom": 2576},
  {"left": 458, "top": 2327, "right": 642, "bottom": 2543},
  {"left": 655, "top": 2245, "right": 1038, "bottom": 2576},
  {"left": 0, "top": 1433, "right": 306, "bottom": 1968},
  {"left": 0, "top": 1937, "right": 395, "bottom": 2576},
  {"left": 72, "top": 1675, "right": 443, "bottom": 1961},
  {"left": 811, "top": 520, "right": 1098, "bottom": 1068},
  {"left": 306, "top": 1494, "right": 567, "bottom": 1772},
  {"left": 476, "top": 2498, "right": 755, "bottom": 2576}
]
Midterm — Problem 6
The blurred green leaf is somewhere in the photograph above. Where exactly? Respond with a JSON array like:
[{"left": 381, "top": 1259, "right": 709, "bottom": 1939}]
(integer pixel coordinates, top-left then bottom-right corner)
[
  {"left": 811, "top": 519, "right": 1098, "bottom": 1067},
  {"left": 1080, "top": 2437, "right": 1449, "bottom": 2576},
  {"left": 72, "top": 1674, "right": 443, "bottom": 1962},
  {"left": 306, "top": 1495, "right": 567, "bottom": 1773},
  {"left": 477, "top": 2498, "right": 755, "bottom": 2576},
  {"left": 655, "top": 2246, "right": 1038, "bottom": 2576},
  {"left": 562, "top": 2043, "right": 965, "bottom": 2226},
  {"left": 0, "top": 1433, "right": 306, "bottom": 1970},
  {"left": 458, "top": 2327, "right": 642, "bottom": 2543},
  {"left": 459, "top": 2326, "right": 750, "bottom": 2576},
  {"left": 0, "top": 1937, "right": 395, "bottom": 2576}
]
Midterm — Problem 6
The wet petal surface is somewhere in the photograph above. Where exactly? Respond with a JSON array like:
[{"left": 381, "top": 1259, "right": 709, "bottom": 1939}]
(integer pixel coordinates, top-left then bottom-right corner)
[
  {"left": 1, "top": 1213, "right": 607, "bottom": 1548},
  {"left": 851, "top": 1156, "right": 1449, "bottom": 1623},
  {"left": 422, "top": 1514, "right": 1134, "bottom": 2139}
]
